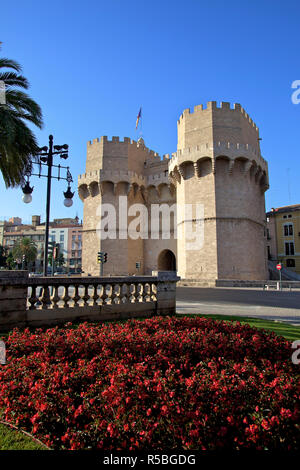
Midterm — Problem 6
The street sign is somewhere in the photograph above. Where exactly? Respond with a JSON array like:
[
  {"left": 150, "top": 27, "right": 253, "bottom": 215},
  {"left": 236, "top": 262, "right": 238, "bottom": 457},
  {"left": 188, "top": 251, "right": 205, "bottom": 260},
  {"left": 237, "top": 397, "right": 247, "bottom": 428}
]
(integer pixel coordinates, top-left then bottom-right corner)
[{"left": 276, "top": 264, "right": 282, "bottom": 270}]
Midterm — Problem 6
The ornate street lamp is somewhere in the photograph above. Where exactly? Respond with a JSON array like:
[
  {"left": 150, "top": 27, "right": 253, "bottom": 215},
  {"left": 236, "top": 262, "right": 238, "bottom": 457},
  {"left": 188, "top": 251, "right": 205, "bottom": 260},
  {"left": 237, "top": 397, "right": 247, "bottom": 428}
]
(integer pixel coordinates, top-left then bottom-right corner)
[
  {"left": 21, "top": 181, "right": 34, "bottom": 204},
  {"left": 63, "top": 185, "right": 74, "bottom": 207},
  {"left": 21, "top": 135, "right": 74, "bottom": 276}
]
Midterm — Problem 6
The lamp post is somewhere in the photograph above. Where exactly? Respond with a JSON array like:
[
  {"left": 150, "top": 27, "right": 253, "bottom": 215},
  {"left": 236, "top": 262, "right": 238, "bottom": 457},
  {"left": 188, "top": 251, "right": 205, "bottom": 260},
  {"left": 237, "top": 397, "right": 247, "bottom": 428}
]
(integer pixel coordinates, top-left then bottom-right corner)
[{"left": 21, "top": 135, "right": 74, "bottom": 276}]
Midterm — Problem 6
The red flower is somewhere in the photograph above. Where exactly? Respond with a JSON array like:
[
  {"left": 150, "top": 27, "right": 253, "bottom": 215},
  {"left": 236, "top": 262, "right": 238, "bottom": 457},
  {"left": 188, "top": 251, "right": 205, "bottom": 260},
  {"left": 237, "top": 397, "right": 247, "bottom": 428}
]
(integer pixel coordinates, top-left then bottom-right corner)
[{"left": 0, "top": 317, "right": 297, "bottom": 451}]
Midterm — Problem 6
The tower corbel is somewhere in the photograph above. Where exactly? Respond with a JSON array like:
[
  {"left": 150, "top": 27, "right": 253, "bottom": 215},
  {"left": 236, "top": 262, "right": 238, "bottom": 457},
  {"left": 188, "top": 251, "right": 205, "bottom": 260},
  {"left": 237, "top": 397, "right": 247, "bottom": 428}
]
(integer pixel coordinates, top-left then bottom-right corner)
[
  {"left": 228, "top": 159, "right": 235, "bottom": 174},
  {"left": 194, "top": 162, "right": 201, "bottom": 178}
]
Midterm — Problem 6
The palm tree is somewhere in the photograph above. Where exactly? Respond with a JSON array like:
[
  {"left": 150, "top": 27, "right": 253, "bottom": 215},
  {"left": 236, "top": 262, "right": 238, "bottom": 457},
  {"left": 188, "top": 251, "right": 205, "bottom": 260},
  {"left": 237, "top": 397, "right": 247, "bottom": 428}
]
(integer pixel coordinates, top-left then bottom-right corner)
[
  {"left": 12, "top": 237, "right": 37, "bottom": 268},
  {"left": 0, "top": 51, "right": 43, "bottom": 187}
]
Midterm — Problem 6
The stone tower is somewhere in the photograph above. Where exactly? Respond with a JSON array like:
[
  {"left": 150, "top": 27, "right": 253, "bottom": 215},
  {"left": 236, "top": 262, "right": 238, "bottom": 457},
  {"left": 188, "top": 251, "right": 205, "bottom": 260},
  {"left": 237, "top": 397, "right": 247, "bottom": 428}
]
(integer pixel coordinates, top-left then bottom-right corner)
[
  {"left": 78, "top": 101, "right": 269, "bottom": 282},
  {"left": 169, "top": 101, "right": 269, "bottom": 281},
  {"left": 78, "top": 136, "right": 175, "bottom": 276}
]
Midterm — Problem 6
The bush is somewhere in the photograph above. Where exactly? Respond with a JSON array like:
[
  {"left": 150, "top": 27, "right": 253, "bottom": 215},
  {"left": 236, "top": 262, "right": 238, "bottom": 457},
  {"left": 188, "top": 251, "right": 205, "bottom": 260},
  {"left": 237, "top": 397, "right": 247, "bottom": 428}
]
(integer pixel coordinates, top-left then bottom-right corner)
[{"left": 0, "top": 317, "right": 299, "bottom": 450}]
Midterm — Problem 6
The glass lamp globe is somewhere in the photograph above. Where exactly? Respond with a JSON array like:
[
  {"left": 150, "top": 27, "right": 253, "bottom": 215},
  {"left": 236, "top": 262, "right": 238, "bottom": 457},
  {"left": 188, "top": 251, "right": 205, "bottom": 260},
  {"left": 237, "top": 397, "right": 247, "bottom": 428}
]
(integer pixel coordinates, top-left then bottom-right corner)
[
  {"left": 64, "top": 197, "right": 73, "bottom": 207},
  {"left": 22, "top": 193, "right": 32, "bottom": 204}
]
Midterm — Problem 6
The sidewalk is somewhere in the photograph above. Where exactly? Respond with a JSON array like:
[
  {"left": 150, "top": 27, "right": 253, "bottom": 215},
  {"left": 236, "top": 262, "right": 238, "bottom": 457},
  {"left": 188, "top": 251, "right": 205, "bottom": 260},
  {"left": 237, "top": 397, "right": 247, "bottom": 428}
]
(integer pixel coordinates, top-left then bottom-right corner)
[{"left": 176, "top": 300, "right": 300, "bottom": 326}]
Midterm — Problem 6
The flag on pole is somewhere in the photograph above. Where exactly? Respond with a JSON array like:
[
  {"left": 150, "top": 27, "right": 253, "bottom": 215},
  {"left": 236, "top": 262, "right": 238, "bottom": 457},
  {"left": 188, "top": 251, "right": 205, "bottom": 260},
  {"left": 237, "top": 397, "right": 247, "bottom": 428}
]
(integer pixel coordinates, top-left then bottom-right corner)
[{"left": 136, "top": 107, "right": 142, "bottom": 130}]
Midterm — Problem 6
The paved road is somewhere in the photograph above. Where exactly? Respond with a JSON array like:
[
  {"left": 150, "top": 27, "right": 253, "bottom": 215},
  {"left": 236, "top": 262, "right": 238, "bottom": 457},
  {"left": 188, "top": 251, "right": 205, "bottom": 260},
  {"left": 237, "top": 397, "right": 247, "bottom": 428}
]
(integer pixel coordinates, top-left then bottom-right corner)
[{"left": 176, "top": 287, "right": 300, "bottom": 325}]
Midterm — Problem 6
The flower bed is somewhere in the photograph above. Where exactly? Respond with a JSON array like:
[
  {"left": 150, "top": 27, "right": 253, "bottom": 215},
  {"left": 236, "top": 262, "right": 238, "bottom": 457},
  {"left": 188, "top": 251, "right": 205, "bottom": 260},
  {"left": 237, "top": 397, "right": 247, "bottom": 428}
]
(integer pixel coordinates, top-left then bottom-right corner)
[{"left": 0, "top": 317, "right": 299, "bottom": 450}]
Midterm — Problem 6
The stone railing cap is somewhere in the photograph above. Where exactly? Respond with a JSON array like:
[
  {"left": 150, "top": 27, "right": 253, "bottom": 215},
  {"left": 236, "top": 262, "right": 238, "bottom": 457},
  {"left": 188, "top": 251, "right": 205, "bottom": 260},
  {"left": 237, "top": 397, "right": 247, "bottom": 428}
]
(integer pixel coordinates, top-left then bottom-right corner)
[{"left": 152, "top": 271, "right": 181, "bottom": 281}]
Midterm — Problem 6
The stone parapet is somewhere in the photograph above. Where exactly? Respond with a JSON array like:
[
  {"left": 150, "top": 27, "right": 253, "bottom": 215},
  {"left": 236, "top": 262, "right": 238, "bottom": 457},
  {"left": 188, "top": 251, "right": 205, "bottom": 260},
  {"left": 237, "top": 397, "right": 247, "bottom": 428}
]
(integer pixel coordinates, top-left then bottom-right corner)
[
  {"left": 0, "top": 271, "right": 28, "bottom": 329},
  {"left": 0, "top": 271, "right": 180, "bottom": 331},
  {"left": 169, "top": 141, "right": 268, "bottom": 177}
]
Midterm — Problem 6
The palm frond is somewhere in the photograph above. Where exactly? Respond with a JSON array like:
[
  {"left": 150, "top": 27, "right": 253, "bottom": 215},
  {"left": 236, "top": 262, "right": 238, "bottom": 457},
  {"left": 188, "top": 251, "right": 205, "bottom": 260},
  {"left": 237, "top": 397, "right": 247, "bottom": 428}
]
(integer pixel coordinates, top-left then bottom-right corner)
[
  {"left": 0, "top": 108, "right": 39, "bottom": 187},
  {"left": 5, "top": 90, "right": 43, "bottom": 128},
  {"left": 0, "top": 55, "right": 44, "bottom": 187},
  {"left": 0, "top": 71, "right": 29, "bottom": 89},
  {"left": 0, "top": 58, "right": 22, "bottom": 73}
]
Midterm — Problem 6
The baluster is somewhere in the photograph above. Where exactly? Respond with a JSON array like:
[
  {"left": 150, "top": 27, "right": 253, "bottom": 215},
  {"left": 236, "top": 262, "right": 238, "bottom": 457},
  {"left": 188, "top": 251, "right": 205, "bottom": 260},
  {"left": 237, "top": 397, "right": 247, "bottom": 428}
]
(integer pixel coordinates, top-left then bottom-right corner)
[
  {"left": 138, "top": 283, "right": 144, "bottom": 302},
  {"left": 135, "top": 283, "right": 142, "bottom": 302},
  {"left": 51, "top": 285, "right": 61, "bottom": 308},
  {"left": 26, "top": 286, "right": 30, "bottom": 309},
  {"left": 130, "top": 283, "right": 137, "bottom": 303},
  {"left": 82, "top": 284, "right": 90, "bottom": 306},
  {"left": 151, "top": 283, "right": 157, "bottom": 301},
  {"left": 92, "top": 284, "right": 99, "bottom": 305},
  {"left": 62, "top": 285, "right": 71, "bottom": 308},
  {"left": 143, "top": 283, "right": 150, "bottom": 302},
  {"left": 72, "top": 284, "right": 81, "bottom": 307},
  {"left": 139, "top": 283, "right": 144, "bottom": 302},
  {"left": 128, "top": 283, "right": 134, "bottom": 303},
  {"left": 116, "top": 284, "right": 121, "bottom": 304},
  {"left": 28, "top": 285, "right": 38, "bottom": 310},
  {"left": 36, "top": 286, "right": 43, "bottom": 307},
  {"left": 41, "top": 285, "right": 52, "bottom": 309},
  {"left": 121, "top": 283, "right": 130, "bottom": 303},
  {"left": 102, "top": 283, "right": 110, "bottom": 305},
  {"left": 111, "top": 284, "right": 119, "bottom": 304}
]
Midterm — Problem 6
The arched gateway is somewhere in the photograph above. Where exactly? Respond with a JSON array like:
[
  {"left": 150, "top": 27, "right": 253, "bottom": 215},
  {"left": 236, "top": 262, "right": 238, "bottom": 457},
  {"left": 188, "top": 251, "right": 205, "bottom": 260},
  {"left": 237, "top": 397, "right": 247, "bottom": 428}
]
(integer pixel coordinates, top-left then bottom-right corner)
[{"left": 158, "top": 249, "right": 176, "bottom": 271}]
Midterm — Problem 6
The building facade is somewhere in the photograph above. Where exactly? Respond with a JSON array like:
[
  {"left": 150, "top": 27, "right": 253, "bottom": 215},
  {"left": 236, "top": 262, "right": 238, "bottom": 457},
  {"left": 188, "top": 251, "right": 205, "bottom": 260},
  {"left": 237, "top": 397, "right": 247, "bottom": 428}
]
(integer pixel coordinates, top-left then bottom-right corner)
[
  {"left": 67, "top": 226, "right": 82, "bottom": 273},
  {"left": 79, "top": 101, "right": 269, "bottom": 282},
  {"left": 3, "top": 223, "right": 45, "bottom": 271},
  {"left": 266, "top": 204, "right": 300, "bottom": 275},
  {"left": 0, "top": 221, "right": 4, "bottom": 246},
  {"left": 2, "top": 216, "right": 82, "bottom": 273}
]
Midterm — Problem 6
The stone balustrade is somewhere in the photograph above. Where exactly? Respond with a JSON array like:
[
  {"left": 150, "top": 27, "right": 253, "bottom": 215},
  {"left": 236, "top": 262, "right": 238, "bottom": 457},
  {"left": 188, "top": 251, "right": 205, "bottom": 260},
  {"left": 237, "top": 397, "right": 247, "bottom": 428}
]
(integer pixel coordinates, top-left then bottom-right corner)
[{"left": 0, "top": 271, "right": 180, "bottom": 331}]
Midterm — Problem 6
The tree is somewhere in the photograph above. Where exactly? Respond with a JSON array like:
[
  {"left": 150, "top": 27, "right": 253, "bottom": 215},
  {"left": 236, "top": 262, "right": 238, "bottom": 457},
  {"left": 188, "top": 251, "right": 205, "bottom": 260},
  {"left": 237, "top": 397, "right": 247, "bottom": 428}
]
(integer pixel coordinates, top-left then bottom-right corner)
[
  {"left": 6, "top": 252, "right": 15, "bottom": 270},
  {"left": 48, "top": 246, "right": 65, "bottom": 271},
  {"left": 0, "top": 245, "right": 6, "bottom": 267},
  {"left": 12, "top": 237, "right": 37, "bottom": 268},
  {"left": 0, "top": 47, "right": 43, "bottom": 187},
  {"left": 56, "top": 252, "right": 65, "bottom": 267}
]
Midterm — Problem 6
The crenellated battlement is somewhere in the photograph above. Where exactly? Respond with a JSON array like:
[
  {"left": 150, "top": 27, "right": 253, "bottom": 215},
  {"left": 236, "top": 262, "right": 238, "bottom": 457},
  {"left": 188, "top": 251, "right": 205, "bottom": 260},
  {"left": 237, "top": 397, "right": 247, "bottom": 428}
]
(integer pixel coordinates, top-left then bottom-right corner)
[
  {"left": 79, "top": 169, "right": 146, "bottom": 183},
  {"left": 87, "top": 136, "right": 132, "bottom": 145},
  {"left": 177, "top": 101, "right": 259, "bottom": 132},
  {"left": 86, "top": 135, "right": 163, "bottom": 161},
  {"left": 78, "top": 168, "right": 171, "bottom": 186}
]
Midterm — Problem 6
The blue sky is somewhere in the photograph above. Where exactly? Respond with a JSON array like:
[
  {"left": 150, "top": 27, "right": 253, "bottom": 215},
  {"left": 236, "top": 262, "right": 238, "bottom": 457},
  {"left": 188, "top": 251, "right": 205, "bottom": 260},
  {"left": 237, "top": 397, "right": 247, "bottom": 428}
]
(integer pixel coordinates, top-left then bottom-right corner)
[{"left": 1, "top": 0, "right": 299, "bottom": 223}]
